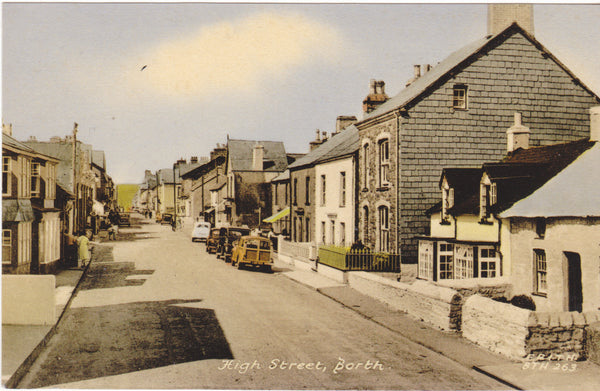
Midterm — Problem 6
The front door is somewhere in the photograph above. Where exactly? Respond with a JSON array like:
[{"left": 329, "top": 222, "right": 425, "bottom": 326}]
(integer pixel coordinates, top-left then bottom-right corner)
[{"left": 565, "top": 252, "right": 583, "bottom": 312}]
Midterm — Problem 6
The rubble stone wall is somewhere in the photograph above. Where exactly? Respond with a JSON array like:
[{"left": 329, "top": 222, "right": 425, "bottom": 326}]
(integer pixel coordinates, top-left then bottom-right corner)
[{"left": 348, "top": 272, "right": 462, "bottom": 330}]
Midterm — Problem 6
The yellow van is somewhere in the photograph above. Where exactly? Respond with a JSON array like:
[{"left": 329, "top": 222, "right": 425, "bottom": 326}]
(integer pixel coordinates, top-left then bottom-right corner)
[{"left": 231, "top": 236, "right": 273, "bottom": 272}]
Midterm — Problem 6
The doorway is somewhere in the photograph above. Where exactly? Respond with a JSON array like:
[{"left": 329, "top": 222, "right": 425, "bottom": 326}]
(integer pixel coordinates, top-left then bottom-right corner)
[{"left": 564, "top": 252, "right": 583, "bottom": 312}]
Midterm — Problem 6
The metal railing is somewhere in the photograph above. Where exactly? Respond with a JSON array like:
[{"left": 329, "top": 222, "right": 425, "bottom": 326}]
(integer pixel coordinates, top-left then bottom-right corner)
[{"left": 318, "top": 245, "right": 401, "bottom": 272}]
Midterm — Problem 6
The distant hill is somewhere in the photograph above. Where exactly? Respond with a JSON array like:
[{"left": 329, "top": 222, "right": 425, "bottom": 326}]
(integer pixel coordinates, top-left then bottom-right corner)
[{"left": 116, "top": 184, "right": 140, "bottom": 212}]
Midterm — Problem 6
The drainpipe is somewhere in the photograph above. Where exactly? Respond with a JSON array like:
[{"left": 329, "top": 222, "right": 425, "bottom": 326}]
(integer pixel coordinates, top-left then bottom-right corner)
[
  {"left": 394, "top": 110, "right": 402, "bottom": 259},
  {"left": 173, "top": 163, "right": 177, "bottom": 228}
]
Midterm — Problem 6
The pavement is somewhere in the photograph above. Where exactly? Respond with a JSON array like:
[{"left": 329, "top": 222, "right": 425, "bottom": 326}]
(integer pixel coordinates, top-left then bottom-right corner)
[
  {"left": 3, "top": 226, "right": 599, "bottom": 390},
  {"left": 2, "top": 267, "right": 85, "bottom": 387}
]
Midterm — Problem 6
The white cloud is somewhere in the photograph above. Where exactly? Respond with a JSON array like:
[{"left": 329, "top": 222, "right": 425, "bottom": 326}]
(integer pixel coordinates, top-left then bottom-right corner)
[{"left": 133, "top": 12, "right": 345, "bottom": 99}]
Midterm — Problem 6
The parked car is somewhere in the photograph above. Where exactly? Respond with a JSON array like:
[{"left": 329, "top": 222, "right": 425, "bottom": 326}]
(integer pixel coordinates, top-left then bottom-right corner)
[
  {"left": 206, "top": 228, "right": 222, "bottom": 254},
  {"left": 118, "top": 212, "right": 131, "bottom": 227},
  {"left": 191, "top": 221, "right": 211, "bottom": 242},
  {"left": 216, "top": 227, "right": 251, "bottom": 262},
  {"left": 231, "top": 236, "right": 273, "bottom": 271},
  {"left": 160, "top": 214, "right": 173, "bottom": 225}
]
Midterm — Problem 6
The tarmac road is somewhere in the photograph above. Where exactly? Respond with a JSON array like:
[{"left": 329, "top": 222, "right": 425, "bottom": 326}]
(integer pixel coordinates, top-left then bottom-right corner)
[{"left": 17, "top": 215, "right": 508, "bottom": 389}]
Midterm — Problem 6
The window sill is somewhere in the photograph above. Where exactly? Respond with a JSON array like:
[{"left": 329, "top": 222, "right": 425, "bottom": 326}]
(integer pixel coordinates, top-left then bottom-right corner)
[
  {"left": 532, "top": 292, "right": 547, "bottom": 298},
  {"left": 376, "top": 186, "right": 390, "bottom": 192}
]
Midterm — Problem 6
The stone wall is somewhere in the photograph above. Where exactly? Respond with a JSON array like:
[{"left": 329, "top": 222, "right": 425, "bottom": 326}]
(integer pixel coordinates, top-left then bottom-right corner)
[
  {"left": 463, "top": 294, "right": 531, "bottom": 358},
  {"left": 527, "top": 311, "right": 600, "bottom": 360},
  {"left": 348, "top": 272, "right": 462, "bottom": 330},
  {"left": 463, "top": 294, "right": 600, "bottom": 360},
  {"left": 586, "top": 322, "right": 600, "bottom": 365}
]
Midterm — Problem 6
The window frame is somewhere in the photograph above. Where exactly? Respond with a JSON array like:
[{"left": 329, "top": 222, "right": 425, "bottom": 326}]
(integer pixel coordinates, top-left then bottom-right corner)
[
  {"left": 438, "top": 242, "right": 454, "bottom": 280},
  {"left": 31, "top": 162, "right": 41, "bottom": 197},
  {"left": 362, "top": 143, "right": 369, "bottom": 190},
  {"left": 452, "top": 84, "right": 468, "bottom": 110},
  {"left": 534, "top": 249, "right": 547, "bottom": 296},
  {"left": 479, "top": 246, "right": 499, "bottom": 278},
  {"left": 339, "top": 171, "right": 346, "bottom": 207},
  {"left": 3, "top": 156, "right": 11, "bottom": 196},
  {"left": 378, "top": 139, "right": 390, "bottom": 188},
  {"left": 320, "top": 174, "right": 326, "bottom": 206},
  {"left": 378, "top": 205, "right": 389, "bottom": 252},
  {"left": 2, "top": 229, "right": 12, "bottom": 264}
]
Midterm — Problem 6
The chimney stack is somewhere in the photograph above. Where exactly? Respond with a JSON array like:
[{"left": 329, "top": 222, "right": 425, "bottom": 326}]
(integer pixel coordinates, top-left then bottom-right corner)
[
  {"left": 2, "top": 123, "right": 12, "bottom": 136},
  {"left": 252, "top": 143, "right": 264, "bottom": 171},
  {"left": 590, "top": 106, "right": 600, "bottom": 142},
  {"left": 488, "top": 4, "right": 534, "bottom": 36},
  {"left": 507, "top": 112, "right": 530, "bottom": 152},
  {"left": 334, "top": 115, "right": 357, "bottom": 135},
  {"left": 309, "top": 129, "right": 323, "bottom": 151},
  {"left": 362, "top": 80, "right": 389, "bottom": 114}
]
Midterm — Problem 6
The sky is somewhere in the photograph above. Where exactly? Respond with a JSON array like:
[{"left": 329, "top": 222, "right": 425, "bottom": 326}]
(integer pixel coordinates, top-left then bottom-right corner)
[{"left": 3, "top": 2, "right": 600, "bottom": 184}]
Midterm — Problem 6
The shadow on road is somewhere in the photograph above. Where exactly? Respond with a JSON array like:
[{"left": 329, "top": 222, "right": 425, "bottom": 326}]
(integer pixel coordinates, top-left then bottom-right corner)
[{"left": 19, "top": 299, "right": 234, "bottom": 388}]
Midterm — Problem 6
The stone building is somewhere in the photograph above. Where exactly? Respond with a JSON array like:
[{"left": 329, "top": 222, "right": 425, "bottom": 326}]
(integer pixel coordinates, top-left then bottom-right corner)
[
  {"left": 180, "top": 145, "right": 227, "bottom": 226},
  {"left": 224, "top": 139, "right": 288, "bottom": 228},
  {"left": 357, "top": 20, "right": 600, "bottom": 262},
  {"left": 418, "top": 113, "right": 596, "bottom": 293}
]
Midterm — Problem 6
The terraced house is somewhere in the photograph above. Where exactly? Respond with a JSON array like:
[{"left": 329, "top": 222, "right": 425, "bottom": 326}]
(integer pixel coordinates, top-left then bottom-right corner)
[
  {"left": 356, "top": 7, "right": 600, "bottom": 263},
  {"left": 3, "top": 129, "right": 61, "bottom": 274}
]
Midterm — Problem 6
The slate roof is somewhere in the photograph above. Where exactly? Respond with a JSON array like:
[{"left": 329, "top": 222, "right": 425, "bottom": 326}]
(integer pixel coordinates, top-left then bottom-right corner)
[
  {"left": 428, "top": 168, "right": 482, "bottom": 215},
  {"left": 271, "top": 169, "right": 290, "bottom": 183},
  {"left": 287, "top": 125, "right": 359, "bottom": 170},
  {"left": 501, "top": 143, "right": 600, "bottom": 218},
  {"left": 361, "top": 23, "right": 598, "bottom": 123},
  {"left": 3, "top": 133, "right": 36, "bottom": 153},
  {"left": 444, "top": 138, "right": 595, "bottom": 216},
  {"left": 92, "top": 150, "right": 106, "bottom": 170},
  {"left": 2, "top": 199, "right": 34, "bottom": 222},
  {"left": 227, "top": 139, "right": 288, "bottom": 172}
]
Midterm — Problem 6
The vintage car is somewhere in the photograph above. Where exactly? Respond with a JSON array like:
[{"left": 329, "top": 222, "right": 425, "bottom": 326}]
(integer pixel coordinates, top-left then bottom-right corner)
[
  {"left": 216, "top": 227, "right": 251, "bottom": 262},
  {"left": 118, "top": 212, "right": 131, "bottom": 227},
  {"left": 191, "top": 221, "right": 211, "bottom": 242},
  {"left": 160, "top": 213, "right": 173, "bottom": 225},
  {"left": 231, "top": 236, "right": 273, "bottom": 271},
  {"left": 206, "top": 228, "right": 222, "bottom": 254}
]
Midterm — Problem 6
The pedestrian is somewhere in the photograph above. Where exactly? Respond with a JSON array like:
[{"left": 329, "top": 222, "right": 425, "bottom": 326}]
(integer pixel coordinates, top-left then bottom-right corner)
[
  {"left": 76, "top": 230, "right": 92, "bottom": 269},
  {"left": 108, "top": 209, "right": 119, "bottom": 240}
]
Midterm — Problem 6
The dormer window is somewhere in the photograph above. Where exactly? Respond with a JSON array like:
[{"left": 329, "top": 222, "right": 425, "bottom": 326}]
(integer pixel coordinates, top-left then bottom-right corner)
[
  {"left": 480, "top": 177, "right": 496, "bottom": 222},
  {"left": 441, "top": 180, "right": 454, "bottom": 224},
  {"left": 452, "top": 84, "right": 468, "bottom": 110}
]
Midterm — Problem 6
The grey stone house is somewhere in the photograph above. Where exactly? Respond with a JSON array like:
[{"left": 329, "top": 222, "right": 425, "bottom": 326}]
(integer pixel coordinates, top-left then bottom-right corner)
[{"left": 357, "top": 22, "right": 600, "bottom": 262}]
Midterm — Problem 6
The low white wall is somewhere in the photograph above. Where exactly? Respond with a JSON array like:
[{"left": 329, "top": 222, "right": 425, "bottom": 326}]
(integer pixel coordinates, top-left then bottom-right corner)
[
  {"left": 348, "top": 272, "right": 461, "bottom": 330},
  {"left": 2, "top": 275, "right": 56, "bottom": 325},
  {"left": 462, "top": 294, "right": 531, "bottom": 358},
  {"left": 316, "top": 263, "right": 347, "bottom": 283}
]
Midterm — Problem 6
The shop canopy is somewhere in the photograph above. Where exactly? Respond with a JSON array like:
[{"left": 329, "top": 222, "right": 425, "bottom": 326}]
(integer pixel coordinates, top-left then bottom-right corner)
[{"left": 262, "top": 207, "right": 290, "bottom": 223}]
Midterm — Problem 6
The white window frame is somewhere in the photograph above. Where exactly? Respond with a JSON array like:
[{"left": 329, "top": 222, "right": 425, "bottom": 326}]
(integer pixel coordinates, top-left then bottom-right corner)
[
  {"left": 378, "top": 139, "right": 390, "bottom": 187},
  {"left": 330, "top": 219, "right": 335, "bottom": 245},
  {"left": 3, "top": 229, "right": 12, "bottom": 264},
  {"left": 479, "top": 246, "right": 499, "bottom": 278},
  {"left": 454, "top": 244, "right": 474, "bottom": 279},
  {"left": 418, "top": 240, "right": 434, "bottom": 280},
  {"left": 31, "top": 162, "right": 41, "bottom": 197},
  {"left": 320, "top": 175, "right": 326, "bottom": 206},
  {"left": 339, "top": 171, "right": 346, "bottom": 207},
  {"left": 453, "top": 84, "right": 468, "bottom": 110},
  {"left": 340, "top": 222, "right": 346, "bottom": 246},
  {"left": 362, "top": 143, "right": 369, "bottom": 189},
  {"left": 438, "top": 242, "right": 454, "bottom": 280},
  {"left": 378, "top": 205, "right": 389, "bottom": 252},
  {"left": 3, "top": 156, "right": 11, "bottom": 196},
  {"left": 534, "top": 249, "right": 547, "bottom": 295}
]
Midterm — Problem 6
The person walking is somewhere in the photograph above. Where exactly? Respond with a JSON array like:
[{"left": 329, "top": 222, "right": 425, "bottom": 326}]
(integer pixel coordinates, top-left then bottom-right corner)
[
  {"left": 108, "top": 209, "right": 119, "bottom": 240},
  {"left": 76, "top": 230, "right": 92, "bottom": 269}
]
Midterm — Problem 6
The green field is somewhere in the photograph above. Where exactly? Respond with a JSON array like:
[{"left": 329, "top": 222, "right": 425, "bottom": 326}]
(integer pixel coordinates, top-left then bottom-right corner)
[{"left": 116, "top": 184, "right": 140, "bottom": 212}]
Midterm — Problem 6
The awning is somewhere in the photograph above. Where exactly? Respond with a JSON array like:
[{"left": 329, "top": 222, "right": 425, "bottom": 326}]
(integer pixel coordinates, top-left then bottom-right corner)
[
  {"left": 3, "top": 199, "right": 34, "bottom": 223},
  {"left": 263, "top": 207, "right": 290, "bottom": 223}
]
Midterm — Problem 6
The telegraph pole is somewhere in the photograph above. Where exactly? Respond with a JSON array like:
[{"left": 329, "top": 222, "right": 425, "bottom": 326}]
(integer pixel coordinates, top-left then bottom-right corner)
[{"left": 72, "top": 122, "right": 78, "bottom": 233}]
